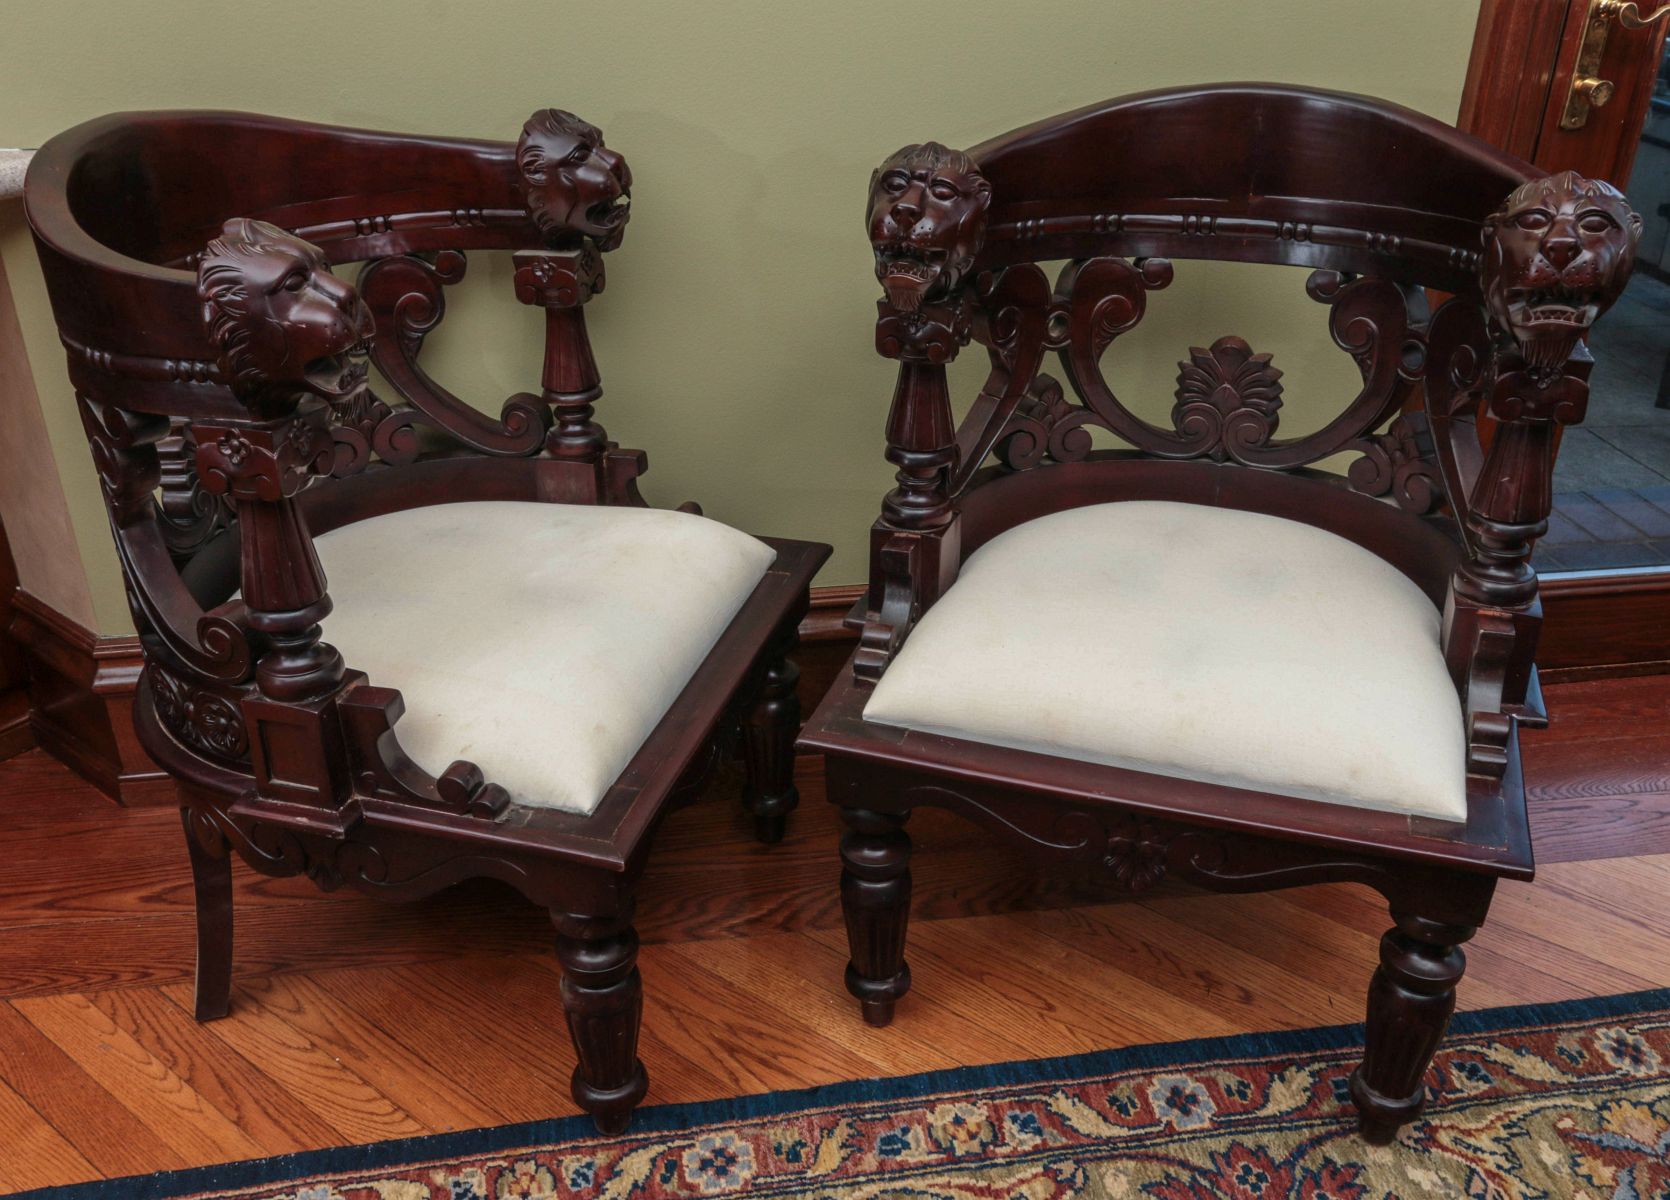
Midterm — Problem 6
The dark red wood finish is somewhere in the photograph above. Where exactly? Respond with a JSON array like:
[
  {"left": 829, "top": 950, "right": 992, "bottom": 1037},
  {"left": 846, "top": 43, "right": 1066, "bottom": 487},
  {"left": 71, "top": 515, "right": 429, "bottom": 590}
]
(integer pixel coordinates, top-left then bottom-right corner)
[
  {"left": 799, "top": 83, "right": 1641, "bottom": 1143},
  {"left": 25, "top": 109, "right": 828, "bottom": 1133}
]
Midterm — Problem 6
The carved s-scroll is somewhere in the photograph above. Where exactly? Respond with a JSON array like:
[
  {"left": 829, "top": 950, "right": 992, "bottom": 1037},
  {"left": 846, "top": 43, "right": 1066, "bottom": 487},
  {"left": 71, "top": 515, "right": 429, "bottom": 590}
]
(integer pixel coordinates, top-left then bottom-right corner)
[{"left": 357, "top": 252, "right": 549, "bottom": 460}]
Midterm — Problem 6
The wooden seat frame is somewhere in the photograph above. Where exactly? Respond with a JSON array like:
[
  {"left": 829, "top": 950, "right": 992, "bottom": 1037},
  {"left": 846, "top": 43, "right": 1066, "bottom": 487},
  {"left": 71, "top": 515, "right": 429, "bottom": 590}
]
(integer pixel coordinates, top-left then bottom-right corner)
[
  {"left": 26, "top": 109, "right": 828, "bottom": 1133},
  {"left": 798, "top": 83, "right": 1642, "bottom": 1142}
]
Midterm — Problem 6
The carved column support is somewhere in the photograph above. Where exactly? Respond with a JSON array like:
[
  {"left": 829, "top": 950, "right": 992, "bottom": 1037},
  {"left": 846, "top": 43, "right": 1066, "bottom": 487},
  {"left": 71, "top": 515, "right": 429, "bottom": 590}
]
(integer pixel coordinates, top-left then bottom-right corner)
[
  {"left": 1349, "top": 912, "right": 1477, "bottom": 1143},
  {"left": 552, "top": 905, "right": 648, "bottom": 1134},
  {"left": 839, "top": 807, "right": 913, "bottom": 1027},
  {"left": 869, "top": 295, "right": 972, "bottom": 624},
  {"left": 514, "top": 248, "right": 608, "bottom": 460},
  {"left": 877, "top": 293, "right": 971, "bottom": 532},
  {"left": 1452, "top": 357, "right": 1589, "bottom": 611},
  {"left": 192, "top": 410, "right": 342, "bottom": 702}
]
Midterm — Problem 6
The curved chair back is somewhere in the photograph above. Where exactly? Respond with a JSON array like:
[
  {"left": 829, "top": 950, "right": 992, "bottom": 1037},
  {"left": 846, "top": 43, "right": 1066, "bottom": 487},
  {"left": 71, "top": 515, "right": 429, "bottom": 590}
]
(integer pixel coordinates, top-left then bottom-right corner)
[
  {"left": 855, "top": 83, "right": 1642, "bottom": 766},
  {"left": 25, "top": 108, "right": 637, "bottom": 779}
]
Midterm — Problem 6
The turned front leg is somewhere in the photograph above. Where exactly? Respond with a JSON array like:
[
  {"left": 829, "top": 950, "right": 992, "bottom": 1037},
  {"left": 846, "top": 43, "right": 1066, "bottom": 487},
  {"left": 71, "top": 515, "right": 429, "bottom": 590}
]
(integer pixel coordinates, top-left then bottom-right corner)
[
  {"left": 552, "top": 907, "right": 648, "bottom": 1134},
  {"left": 181, "top": 808, "right": 233, "bottom": 1022},
  {"left": 741, "top": 629, "right": 801, "bottom": 845},
  {"left": 840, "top": 807, "right": 912, "bottom": 1026},
  {"left": 1349, "top": 912, "right": 1476, "bottom": 1143}
]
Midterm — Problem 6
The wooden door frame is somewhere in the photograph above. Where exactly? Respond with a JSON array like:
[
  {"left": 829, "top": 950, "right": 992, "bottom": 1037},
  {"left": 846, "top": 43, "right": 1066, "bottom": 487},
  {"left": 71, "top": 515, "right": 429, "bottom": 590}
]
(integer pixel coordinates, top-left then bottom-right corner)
[{"left": 1461, "top": 0, "right": 1670, "bottom": 677}]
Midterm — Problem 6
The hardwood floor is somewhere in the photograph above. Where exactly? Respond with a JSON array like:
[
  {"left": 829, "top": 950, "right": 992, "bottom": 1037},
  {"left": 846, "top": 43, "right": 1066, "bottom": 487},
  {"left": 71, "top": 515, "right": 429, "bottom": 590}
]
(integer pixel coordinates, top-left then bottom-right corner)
[{"left": 0, "top": 673, "right": 1667, "bottom": 1192}]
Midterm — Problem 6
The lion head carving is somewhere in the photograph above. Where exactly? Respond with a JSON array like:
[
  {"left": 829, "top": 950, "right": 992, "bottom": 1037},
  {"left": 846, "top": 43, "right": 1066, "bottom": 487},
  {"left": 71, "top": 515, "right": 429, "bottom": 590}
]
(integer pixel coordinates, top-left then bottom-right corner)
[
  {"left": 867, "top": 142, "right": 991, "bottom": 312},
  {"left": 517, "top": 109, "right": 632, "bottom": 251},
  {"left": 1481, "top": 170, "right": 1642, "bottom": 380},
  {"left": 197, "top": 219, "right": 373, "bottom": 414}
]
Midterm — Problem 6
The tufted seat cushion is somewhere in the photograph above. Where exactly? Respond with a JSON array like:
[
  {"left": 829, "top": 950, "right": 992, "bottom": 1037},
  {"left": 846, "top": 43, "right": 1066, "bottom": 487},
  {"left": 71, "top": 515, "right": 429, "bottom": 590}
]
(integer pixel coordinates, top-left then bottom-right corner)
[
  {"left": 312, "top": 501, "right": 777, "bottom": 815},
  {"left": 862, "top": 501, "right": 1467, "bottom": 821}
]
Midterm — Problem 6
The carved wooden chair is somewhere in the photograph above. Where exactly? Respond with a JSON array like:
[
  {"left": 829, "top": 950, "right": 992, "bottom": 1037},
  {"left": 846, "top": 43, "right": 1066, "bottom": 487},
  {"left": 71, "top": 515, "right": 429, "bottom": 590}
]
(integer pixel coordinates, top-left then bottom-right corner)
[
  {"left": 26, "top": 109, "right": 828, "bottom": 1132},
  {"left": 799, "top": 84, "right": 1641, "bottom": 1142}
]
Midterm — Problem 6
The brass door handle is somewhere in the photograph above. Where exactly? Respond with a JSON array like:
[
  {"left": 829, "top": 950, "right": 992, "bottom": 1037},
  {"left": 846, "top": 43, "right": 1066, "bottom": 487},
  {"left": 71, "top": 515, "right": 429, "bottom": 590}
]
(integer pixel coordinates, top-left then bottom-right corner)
[
  {"left": 1597, "top": 1, "right": 1670, "bottom": 29},
  {"left": 1561, "top": 0, "right": 1670, "bottom": 129}
]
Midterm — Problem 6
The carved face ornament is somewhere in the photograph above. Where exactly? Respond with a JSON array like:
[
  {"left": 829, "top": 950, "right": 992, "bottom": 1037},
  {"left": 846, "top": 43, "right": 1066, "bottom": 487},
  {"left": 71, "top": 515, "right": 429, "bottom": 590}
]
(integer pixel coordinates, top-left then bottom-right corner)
[
  {"left": 1481, "top": 170, "right": 1641, "bottom": 379},
  {"left": 518, "top": 109, "right": 632, "bottom": 251},
  {"left": 197, "top": 219, "right": 374, "bottom": 411},
  {"left": 868, "top": 142, "right": 991, "bottom": 312}
]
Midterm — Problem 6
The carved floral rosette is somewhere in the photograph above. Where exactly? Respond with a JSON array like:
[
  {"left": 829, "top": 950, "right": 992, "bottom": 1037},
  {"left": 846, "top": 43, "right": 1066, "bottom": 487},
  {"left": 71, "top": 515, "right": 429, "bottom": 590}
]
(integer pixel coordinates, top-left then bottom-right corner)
[{"left": 150, "top": 663, "right": 249, "bottom": 761}]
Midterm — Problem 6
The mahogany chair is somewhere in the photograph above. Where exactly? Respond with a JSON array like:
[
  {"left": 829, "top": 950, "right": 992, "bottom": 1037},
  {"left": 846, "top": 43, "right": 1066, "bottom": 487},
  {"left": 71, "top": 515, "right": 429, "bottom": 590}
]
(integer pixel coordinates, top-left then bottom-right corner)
[
  {"left": 799, "top": 83, "right": 1641, "bottom": 1142},
  {"left": 25, "top": 109, "right": 827, "bottom": 1132}
]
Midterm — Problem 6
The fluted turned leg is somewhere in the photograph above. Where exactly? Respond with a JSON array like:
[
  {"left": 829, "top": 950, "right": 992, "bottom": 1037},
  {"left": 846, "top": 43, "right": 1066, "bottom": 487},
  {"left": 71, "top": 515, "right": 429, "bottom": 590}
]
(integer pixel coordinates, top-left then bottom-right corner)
[
  {"left": 741, "top": 632, "right": 801, "bottom": 845},
  {"left": 553, "top": 906, "right": 648, "bottom": 1134},
  {"left": 181, "top": 808, "right": 233, "bottom": 1022},
  {"left": 1349, "top": 912, "right": 1476, "bottom": 1143},
  {"left": 840, "top": 807, "right": 912, "bottom": 1026}
]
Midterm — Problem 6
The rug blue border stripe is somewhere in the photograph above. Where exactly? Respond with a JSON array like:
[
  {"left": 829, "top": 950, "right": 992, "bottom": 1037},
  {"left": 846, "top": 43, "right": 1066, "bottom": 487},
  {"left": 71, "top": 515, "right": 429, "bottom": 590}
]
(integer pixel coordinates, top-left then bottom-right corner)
[{"left": 14, "top": 984, "right": 1670, "bottom": 1200}]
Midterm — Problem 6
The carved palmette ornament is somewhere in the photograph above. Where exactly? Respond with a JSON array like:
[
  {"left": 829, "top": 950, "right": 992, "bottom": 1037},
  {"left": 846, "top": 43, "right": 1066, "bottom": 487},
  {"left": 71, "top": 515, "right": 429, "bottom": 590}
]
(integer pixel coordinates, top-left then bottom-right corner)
[{"left": 1172, "top": 336, "right": 1284, "bottom": 462}]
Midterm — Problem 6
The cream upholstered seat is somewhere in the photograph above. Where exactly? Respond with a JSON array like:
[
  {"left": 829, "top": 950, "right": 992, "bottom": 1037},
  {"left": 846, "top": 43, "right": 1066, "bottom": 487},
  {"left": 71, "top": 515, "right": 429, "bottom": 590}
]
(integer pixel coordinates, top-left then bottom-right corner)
[
  {"left": 862, "top": 501, "right": 1467, "bottom": 821},
  {"left": 312, "top": 501, "right": 777, "bottom": 815}
]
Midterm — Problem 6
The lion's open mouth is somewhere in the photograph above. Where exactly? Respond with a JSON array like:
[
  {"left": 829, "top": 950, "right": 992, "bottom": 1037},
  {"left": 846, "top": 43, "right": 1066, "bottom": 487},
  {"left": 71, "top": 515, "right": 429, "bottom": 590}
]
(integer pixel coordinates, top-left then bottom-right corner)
[
  {"left": 1509, "top": 285, "right": 1599, "bottom": 331},
  {"left": 303, "top": 339, "right": 371, "bottom": 399},
  {"left": 587, "top": 192, "right": 631, "bottom": 228},
  {"left": 875, "top": 242, "right": 949, "bottom": 311}
]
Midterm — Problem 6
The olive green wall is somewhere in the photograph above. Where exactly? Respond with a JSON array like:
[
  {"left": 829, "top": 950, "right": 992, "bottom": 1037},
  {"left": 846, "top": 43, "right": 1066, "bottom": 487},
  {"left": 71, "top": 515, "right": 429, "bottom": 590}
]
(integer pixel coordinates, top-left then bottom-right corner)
[{"left": 0, "top": 0, "right": 1483, "bottom": 635}]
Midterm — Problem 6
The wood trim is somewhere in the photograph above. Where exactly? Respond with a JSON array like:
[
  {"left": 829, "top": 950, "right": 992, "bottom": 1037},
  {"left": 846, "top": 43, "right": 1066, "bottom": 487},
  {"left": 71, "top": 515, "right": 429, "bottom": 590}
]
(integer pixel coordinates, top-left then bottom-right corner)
[
  {"left": 1458, "top": 0, "right": 1577, "bottom": 161},
  {"left": 6, "top": 592, "right": 169, "bottom": 805},
  {"left": 0, "top": 521, "right": 31, "bottom": 761},
  {"left": 1540, "top": 571, "right": 1670, "bottom": 674}
]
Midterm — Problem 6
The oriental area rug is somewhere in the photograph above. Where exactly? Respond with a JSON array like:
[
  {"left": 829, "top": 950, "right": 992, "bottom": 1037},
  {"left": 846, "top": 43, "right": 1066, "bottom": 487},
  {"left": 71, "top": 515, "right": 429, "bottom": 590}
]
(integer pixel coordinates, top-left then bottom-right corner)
[{"left": 17, "top": 988, "right": 1670, "bottom": 1200}]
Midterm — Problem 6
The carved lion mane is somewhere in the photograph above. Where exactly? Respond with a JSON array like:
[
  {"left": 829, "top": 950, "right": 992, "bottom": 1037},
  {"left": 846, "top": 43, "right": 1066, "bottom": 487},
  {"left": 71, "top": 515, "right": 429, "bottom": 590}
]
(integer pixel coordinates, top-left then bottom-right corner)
[
  {"left": 517, "top": 108, "right": 632, "bottom": 251},
  {"left": 197, "top": 218, "right": 370, "bottom": 412}
]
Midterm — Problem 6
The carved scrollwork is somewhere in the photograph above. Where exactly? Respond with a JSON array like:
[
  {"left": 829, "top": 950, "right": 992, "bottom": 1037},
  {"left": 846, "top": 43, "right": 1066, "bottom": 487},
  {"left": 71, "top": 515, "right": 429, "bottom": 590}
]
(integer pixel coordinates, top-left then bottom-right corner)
[
  {"left": 156, "top": 425, "right": 232, "bottom": 560},
  {"left": 357, "top": 252, "right": 549, "bottom": 459},
  {"left": 995, "top": 374, "right": 1091, "bottom": 471},
  {"left": 238, "top": 817, "right": 389, "bottom": 892},
  {"left": 149, "top": 664, "right": 249, "bottom": 761},
  {"left": 899, "top": 783, "right": 1409, "bottom": 902},
  {"left": 1347, "top": 413, "right": 1442, "bottom": 515},
  {"left": 953, "top": 257, "right": 1418, "bottom": 478}
]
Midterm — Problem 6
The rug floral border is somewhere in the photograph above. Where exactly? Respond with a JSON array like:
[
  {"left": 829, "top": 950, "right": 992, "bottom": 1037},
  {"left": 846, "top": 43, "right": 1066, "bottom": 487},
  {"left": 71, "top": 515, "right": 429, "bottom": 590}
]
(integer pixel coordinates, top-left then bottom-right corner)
[{"left": 17, "top": 986, "right": 1670, "bottom": 1200}]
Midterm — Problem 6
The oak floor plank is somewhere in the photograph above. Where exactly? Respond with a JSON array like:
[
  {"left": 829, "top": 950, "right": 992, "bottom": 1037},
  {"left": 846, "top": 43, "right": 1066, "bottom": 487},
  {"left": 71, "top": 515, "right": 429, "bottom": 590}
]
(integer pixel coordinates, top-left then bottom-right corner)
[
  {"left": 0, "top": 1000, "right": 187, "bottom": 1178},
  {"left": 217, "top": 970, "right": 511, "bottom": 1134},
  {"left": 156, "top": 981, "right": 428, "bottom": 1146},
  {"left": 88, "top": 985, "right": 345, "bottom": 1155},
  {"left": 0, "top": 1073, "right": 97, "bottom": 1193},
  {"left": 12, "top": 991, "right": 268, "bottom": 1166}
]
